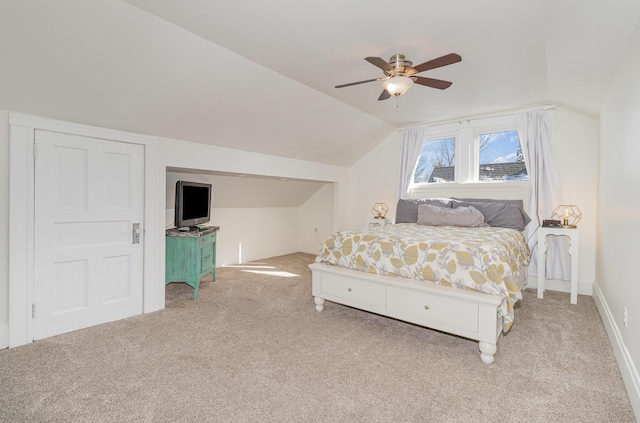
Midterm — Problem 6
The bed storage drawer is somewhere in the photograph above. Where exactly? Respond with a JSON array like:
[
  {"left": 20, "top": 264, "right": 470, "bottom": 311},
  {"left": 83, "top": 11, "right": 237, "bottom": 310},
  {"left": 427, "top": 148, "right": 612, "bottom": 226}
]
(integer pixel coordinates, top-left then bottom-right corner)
[
  {"left": 320, "top": 274, "right": 386, "bottom": 309},
  {"left": 386, "top": 286, "right": 479, "bottom": 332}
]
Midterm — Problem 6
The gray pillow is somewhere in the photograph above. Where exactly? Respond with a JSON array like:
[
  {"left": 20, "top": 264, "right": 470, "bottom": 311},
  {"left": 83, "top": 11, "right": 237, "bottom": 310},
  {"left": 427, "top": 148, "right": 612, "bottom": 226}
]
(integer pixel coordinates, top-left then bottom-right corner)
[
  {"left": 396, "top": 198, "right": 452, "bottom": 223},
  {"left": 417, "top": 204, "right": 485, "bottom": 227},
  {"left": 451, "top": 197, "right": 531, "bottom": 226},
  {"left": 452, "top": 200, "right": 530, "bottom": 231}
]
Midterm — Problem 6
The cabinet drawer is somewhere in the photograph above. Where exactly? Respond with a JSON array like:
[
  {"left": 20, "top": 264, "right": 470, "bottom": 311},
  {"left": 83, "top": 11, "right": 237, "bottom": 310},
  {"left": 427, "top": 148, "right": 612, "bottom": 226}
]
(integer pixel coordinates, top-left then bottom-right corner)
[
  {"left": 321, "top": 274, "right": 386, "bottom": 309},
  {"left": 198, "top": 232, "right": 215, "bottom": 248},
  {"left": 387, "top": 286, "right": 479, "bottom": 332},
  {"left": 201, "top": 244, "right": 214, "bottom": 271}
]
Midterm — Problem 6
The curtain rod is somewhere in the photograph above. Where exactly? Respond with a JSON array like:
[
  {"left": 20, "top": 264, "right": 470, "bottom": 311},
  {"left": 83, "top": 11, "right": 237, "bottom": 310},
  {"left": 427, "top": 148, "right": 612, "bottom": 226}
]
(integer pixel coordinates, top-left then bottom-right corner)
[{"left": 397, "top": 103, "right": 556, "bottom": 131}]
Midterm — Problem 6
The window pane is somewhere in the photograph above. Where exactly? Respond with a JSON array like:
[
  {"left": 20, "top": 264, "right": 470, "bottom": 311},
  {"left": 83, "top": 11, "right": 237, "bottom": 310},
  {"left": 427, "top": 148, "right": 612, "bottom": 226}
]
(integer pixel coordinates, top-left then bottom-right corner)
[
  {"left": 478, "top": 130, "right": 528, "bottom": 181},
  {"left": 413, "top": 137, "right": 456, "bottom": 183}
]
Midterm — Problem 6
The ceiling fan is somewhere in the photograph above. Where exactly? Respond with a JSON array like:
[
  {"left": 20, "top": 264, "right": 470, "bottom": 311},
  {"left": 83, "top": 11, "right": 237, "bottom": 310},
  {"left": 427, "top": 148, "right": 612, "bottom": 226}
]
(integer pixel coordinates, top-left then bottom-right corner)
[{"left": 335, "top": 53, "right": 462, "bottom": 101}]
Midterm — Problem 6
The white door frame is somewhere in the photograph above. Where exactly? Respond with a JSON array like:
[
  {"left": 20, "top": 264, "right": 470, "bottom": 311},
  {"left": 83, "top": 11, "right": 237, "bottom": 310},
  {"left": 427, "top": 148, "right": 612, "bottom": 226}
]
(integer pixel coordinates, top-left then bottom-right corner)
[{"left": 9, "top": 113, "right": 164, "bottom": 348}]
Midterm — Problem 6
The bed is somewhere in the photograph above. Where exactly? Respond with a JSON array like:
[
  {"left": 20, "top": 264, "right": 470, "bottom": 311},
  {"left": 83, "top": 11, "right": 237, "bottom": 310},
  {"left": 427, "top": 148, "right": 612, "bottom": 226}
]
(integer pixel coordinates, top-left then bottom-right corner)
[{"left": 310, "top": 187, "right": 531, "bottom": 364}]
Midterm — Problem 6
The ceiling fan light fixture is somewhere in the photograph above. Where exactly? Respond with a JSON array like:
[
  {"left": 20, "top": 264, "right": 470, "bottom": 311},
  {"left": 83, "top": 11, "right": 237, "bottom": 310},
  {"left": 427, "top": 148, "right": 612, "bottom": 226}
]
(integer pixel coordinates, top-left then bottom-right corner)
[{"left": 382, "top": 76, "right": 414, "bottom": 97}]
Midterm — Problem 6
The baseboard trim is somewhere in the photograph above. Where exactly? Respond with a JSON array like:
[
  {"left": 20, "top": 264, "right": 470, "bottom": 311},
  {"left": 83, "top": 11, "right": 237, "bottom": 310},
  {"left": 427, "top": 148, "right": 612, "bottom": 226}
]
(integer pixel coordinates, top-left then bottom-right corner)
[
  {"left": 0, "top": 322, "right": 8, "bottom": 349},
  {"left": 593, "top": 281, "right": 640, "bottom": 420}
]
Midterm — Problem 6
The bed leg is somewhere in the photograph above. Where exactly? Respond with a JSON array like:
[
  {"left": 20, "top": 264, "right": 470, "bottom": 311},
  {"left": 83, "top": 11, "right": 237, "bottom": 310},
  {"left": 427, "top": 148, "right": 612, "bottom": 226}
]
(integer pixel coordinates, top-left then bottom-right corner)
[
  {"left": 314, "top": 296, "right": 325, "bottom": 312},
  {"left": 479, "top": 342, "right": 496, "bottom": 365}
]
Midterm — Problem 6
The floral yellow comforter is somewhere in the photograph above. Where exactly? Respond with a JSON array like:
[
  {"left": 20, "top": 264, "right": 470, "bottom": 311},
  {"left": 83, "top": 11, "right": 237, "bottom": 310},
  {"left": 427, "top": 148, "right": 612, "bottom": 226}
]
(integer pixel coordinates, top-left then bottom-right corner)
[{"left": 315, "top": 223, "right": 531, "bottom": 331}]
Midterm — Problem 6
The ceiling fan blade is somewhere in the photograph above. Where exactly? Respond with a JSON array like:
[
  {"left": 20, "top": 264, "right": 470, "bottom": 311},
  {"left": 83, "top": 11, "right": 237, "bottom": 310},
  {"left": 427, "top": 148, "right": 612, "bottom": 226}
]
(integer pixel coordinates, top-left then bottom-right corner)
[
  {"left": 412, "top": 53, "right": 462, "bottom": 74},
  {"left": 378, "top": 90, "right": 391, "bottom": 101},
  {"left": 365, "top": 57, "right": 393, "bottom": 72},
  {"left": 335, "top": 78, "right": 379, "bottom": 88},
  {"left": 413, "top": 76, "right": 453, "bottom": 90}
]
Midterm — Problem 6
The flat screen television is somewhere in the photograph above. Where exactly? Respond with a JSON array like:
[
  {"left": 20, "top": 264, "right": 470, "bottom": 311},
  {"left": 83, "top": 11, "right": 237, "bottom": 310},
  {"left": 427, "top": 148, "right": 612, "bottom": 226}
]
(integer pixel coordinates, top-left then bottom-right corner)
[{"left": 174, "top": 180, "right": 212, "bottom": 229}]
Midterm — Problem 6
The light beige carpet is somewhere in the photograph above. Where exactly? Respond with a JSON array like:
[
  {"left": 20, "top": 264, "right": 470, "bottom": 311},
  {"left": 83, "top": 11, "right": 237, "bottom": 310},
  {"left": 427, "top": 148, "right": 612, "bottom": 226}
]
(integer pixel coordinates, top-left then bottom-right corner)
[{"left": 0, "top": 252, "right": 635, "bottom": 422}]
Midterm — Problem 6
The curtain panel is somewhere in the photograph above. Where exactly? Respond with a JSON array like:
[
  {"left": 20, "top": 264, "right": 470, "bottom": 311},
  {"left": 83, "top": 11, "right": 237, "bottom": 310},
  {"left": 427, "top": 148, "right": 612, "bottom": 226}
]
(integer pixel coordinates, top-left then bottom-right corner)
[
  {"left": 397, "top": 127, "right": 426, "bottom": 199},
  {"left": 517, "top": 108, "right": 570, "bottom": 280}
]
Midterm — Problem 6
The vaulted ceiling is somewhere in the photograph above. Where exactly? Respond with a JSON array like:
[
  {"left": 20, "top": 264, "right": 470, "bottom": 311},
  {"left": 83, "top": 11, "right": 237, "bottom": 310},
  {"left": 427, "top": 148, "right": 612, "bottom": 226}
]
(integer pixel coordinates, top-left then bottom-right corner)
[{"left": 1, "top": 1, "right": 639, "bottom": 167}]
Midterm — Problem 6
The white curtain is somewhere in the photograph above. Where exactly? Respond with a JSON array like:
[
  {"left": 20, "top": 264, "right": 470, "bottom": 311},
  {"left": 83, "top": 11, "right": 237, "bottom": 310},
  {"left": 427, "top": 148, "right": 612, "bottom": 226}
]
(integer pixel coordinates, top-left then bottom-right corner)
[
  {"left": 517, "top": 108, "right": 570, "bottom": 280},
  {"left": 397, "top": 127, "right": 427, "bottom": 199}
]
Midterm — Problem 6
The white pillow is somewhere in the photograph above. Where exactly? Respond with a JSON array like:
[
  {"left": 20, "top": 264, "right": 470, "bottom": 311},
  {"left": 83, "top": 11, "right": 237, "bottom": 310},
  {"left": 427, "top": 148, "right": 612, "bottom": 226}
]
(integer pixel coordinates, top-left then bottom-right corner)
[{"left": 417, "top": 204, "right": 486, "bottom": 227}]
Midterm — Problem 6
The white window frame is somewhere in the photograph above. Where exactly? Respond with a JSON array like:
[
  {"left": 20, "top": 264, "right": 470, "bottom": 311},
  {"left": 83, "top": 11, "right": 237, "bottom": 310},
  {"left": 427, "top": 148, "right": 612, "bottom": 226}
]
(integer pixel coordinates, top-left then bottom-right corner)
[{"left": 410, "top": 113, "right": 526, "bottom": 189}]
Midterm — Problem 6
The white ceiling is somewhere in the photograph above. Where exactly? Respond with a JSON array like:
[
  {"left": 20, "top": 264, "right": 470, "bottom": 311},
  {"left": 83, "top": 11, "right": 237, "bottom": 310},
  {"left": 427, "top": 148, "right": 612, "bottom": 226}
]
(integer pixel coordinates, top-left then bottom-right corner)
[{"left": 1, "top": 1, "right": 639, "bottom": 167}]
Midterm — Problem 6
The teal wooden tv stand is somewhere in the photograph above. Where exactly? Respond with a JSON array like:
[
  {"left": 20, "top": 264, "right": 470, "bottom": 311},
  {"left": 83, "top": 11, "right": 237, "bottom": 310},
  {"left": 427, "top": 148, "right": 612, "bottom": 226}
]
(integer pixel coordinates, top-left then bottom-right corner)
[{"left": 165, "top": 226, "right": 219, "bottom": 299}]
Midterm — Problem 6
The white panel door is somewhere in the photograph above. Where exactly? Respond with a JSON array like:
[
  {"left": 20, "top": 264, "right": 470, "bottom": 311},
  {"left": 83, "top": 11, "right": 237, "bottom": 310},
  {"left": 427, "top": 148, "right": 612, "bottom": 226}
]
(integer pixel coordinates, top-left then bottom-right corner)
[{"left": 33, "top": 130, "right": 144, "bottom": 340}]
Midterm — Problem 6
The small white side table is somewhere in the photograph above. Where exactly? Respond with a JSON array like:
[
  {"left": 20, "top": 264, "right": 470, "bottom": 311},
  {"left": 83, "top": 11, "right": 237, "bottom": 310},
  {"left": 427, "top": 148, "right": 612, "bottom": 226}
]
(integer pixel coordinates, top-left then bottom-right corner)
[
  {"left": 365, "top": 218, "right": 388, "bottom": 230},
  {"left": 537, "top": 226, "right": 579, "bottom": 304}
]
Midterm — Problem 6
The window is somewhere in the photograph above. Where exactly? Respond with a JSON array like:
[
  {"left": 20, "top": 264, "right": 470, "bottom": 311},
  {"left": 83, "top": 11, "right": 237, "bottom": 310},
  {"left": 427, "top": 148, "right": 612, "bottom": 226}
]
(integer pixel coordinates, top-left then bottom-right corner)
[
  {"left": 478, "top": 130, "right": 527, "bottom": 182},
  {"left": 413, "top": 137, "right": 455, "bottom": 183},
  {"left": 411, "top": 115, "right": 528, "bottom": 185}
]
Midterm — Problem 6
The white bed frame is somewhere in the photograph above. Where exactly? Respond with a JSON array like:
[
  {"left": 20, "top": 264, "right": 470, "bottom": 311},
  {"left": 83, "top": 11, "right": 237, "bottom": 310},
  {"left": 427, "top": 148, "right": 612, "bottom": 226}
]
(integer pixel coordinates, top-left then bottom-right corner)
[{"left": 310, "top": 183, "right": 530, "bottom": 364}]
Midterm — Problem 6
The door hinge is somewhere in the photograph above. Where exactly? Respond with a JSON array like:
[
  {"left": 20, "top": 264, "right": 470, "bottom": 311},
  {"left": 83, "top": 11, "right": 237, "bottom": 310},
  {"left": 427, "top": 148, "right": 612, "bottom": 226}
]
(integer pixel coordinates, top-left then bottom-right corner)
[
  {"left": 33, "top": 141, "right": 37, "bottom": 158},
  {"left": 32, "top": 303, "right": 36, "bottom": 319}
]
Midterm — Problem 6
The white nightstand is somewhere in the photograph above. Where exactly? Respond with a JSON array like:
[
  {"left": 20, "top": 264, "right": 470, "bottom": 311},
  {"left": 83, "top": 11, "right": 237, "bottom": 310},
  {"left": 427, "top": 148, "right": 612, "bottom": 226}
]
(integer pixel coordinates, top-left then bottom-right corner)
[
  {"left": 365, "top": 218, "right": 388, "bottom": 230},
  {"left": 537, "top": 226, "right": 579, "bottom": 304}
]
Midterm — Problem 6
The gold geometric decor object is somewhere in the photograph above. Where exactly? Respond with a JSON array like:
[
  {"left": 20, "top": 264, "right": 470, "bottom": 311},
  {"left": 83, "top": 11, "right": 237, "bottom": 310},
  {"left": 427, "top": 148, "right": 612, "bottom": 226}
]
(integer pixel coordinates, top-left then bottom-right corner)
[
  {"left": 371, "top": 203, "right": 388, "bottom": 219},
  {"left": 552, "top": 204, "right": 582, "bottom": 228}
]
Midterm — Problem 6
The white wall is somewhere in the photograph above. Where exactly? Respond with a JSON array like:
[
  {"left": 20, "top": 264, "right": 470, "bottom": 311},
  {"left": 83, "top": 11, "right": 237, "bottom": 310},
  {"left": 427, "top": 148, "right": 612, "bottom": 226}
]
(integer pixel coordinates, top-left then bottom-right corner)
[
  {"left": 553, "top": 108, "right": 599, "bottom": 294},
  {"left": 299, "top": 183, "right": 334, "bottom": 255},
  {"left": 348, "top": 131, "right": 401, "bottom": 229},
  {"left": 596, "top": 18, "right": 640, "bottom": 418},
  {"left": 210, "top": 207, "right": 300, "bottom": 265},
  {"left": 0, "top": 111, "right": 9, "bottom": 348}
]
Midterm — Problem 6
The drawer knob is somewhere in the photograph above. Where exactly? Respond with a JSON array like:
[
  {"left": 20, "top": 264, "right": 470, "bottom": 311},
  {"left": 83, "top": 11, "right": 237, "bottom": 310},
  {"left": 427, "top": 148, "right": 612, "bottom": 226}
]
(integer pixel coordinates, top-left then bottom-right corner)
[
  {"left": 348, "top": 287, "right": 352, "bottom": 292},
  {"left": 424, "top": 305, "right": 430, "bottom": 310}
]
